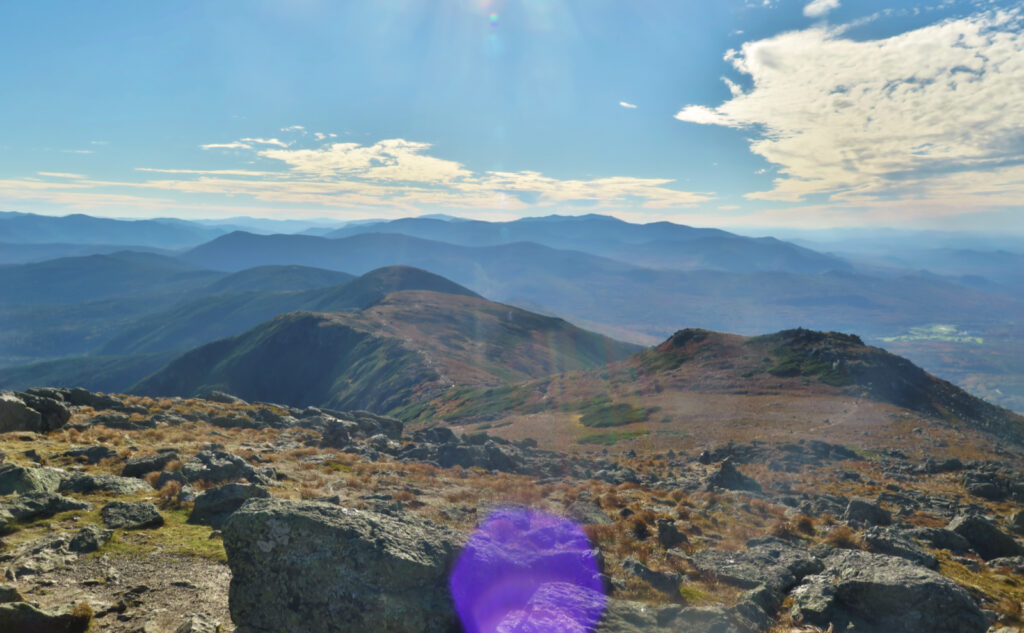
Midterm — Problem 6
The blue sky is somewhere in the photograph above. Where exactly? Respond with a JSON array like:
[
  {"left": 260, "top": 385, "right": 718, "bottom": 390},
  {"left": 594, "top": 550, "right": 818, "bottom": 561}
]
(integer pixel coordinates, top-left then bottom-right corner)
[{"left": 0, "top": 0, "right": 1021, "bottom": 231}]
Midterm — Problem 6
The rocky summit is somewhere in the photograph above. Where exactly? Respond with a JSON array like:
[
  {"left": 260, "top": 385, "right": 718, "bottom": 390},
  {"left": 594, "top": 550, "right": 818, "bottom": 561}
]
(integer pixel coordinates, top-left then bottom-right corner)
[{"left": 0, "top": 387, "right": 1022, "bottom": 632}]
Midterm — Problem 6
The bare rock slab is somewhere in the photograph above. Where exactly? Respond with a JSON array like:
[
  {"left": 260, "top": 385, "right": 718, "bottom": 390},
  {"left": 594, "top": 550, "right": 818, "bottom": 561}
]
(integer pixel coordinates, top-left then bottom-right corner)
[
  {"left": 222, "top": 498, "right": 459, "bottom": 633},
  {"left": 0, "top": 601, "right": 90, "bottom": 633},
  {"left": 101, "top": 501, "right": 164, "bottom": 530},
  {"left": 791, "top": 549, "right": 987, "bottom": 633}
]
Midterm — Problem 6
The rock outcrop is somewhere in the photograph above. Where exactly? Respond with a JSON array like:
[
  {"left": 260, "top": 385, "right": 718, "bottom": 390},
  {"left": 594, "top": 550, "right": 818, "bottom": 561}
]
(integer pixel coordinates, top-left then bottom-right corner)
[
  {"left": 0, "top": 391, "right": 71, "bottom": 433},
  {"left": 791, "top": 549, "right": 987, "bottom": 633},
  {"left": 222, "top": 499, "right": 459, "bottom": 633}
]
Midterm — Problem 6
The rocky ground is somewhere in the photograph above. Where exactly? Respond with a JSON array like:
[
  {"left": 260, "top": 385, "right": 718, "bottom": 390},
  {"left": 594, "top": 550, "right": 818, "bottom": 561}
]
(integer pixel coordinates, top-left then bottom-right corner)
[{"left": 2, "top": 387, "right": 1024, "bottom": 632}]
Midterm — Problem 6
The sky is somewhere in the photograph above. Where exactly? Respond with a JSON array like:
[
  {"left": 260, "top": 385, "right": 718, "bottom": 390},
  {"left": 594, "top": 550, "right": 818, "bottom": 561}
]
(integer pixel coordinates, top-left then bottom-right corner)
[{"left": 0, "top": 0, "right": 1021, "bottom": 232}]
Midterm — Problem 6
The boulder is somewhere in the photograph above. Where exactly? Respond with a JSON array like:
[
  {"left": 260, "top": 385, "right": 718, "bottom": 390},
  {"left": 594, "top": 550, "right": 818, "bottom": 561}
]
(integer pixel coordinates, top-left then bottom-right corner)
[
  {"left": 0, "top": 393, "right": 42, "bottom": 433},
  {"left": 0, "top": 584, "right": 24, "bottom": 603},
  {"left": 690, "top": 537, "right": 823, "bottom": 592},
  {"left": 121, "top": 451, "right": 179, "bottom": 478},
  {"left": 58, "top": 445, "right": 117, "bottom": 464},
  {"left": 861, "top": 527, "right": 937, "bottom": 569},
  {"left": 0, "top": 601, "right": 90, "bottom": 633},
  {"left": 0, "top": 391, "right": 70, "bottom": 433},
  {"left": 180, "top": 450, "right": 273, "bottom": 485},
  {"left": 1, "top": 533, "right": 76, "bottom": 578},
  {"left": 188, "top": 483, "right": 270, "bottom": 528},
  {"left": 843, "top": 498, "right": 891, "bottom": 527},
  {"left": 59, "top": 472, "right": 152, "bottom": 495},
  {"left": 222, "top": 499, "right": 459, "bottom": 633},
  {"left": 566, "top": 499, "right": 612, "bottom": 526},
  {"left": 948, "top": 514, "right": 1024, "bottom": 560},
  {"left": 17, "top": 392, "right": 72, "bottom": 431},
  {"left": 62, "top": 388, "right": 124, "bottom": 410},
  {"left": 0, "top": 492, "right": 91, "bottom": 531},
  {"left": 68, "top": 525, "right": 112, "bottom": 553},
  {"left": 100, "top": 501, "right": 163, "bottom": 530},
  {"left": 623, "top": 557, "right": 683, "bottom": 596},
  {"left": 656, "top": 518, "right": 688, "bottom": 548},
  {"left": 0, "top": 464, "right": 65, "bottom": 495},
  {"left": 904, "top": 527, "right": 973, "bottom": 555},
  {"left": 791, "top": 549, "right": 987, "bottom": 633},
  {"left": 705, "top": 458, "right": 761, "bottom": 493}
]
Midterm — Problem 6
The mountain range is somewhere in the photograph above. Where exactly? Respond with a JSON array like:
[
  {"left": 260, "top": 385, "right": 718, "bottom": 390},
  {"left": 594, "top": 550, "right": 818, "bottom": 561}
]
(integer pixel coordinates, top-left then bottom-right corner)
[{"left": 0, "top": 211, "right": 1022, "bottom": 413}]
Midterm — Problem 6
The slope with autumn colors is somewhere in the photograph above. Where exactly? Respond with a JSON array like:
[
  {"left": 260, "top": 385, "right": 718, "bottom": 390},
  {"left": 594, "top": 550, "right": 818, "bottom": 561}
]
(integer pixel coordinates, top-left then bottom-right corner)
[
  {"left": 130, "top": 289, "right": 642, "bottom": 414},
  {"left": 421, "top": 327, "right": 1024, "bottom": 459}
]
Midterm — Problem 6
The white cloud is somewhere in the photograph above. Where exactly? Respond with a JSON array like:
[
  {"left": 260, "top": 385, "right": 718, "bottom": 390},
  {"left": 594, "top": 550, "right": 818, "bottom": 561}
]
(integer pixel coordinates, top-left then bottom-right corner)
[
  {"left": 619, "top": 101, "right": 638, "bottom": 109},
  {"left": 135, "top": 168, "right": 280, "bottom": 177},
  {"left": 201, "top": 142, "right": 253, "bottom": 150},
  {"left": 37, "top": 172, "right": 85, "bottom": 179},
  {"left": 675, "top": 9, "right": 1024, "bottom": 207},
  {"left": 280, "top": 125, "right": 306, "bottom": 133},
  {"left": 260, "top": 139, "right": 472, "bottom": 183},
  {"left": 804, "top": 0, "right": 840, "bottom": 18},
  {"left": 239, "top": 137, "right": 290, "bottom": 147},
  {"left": 61, "top": 149, "right": 94, "bottom": 154}
]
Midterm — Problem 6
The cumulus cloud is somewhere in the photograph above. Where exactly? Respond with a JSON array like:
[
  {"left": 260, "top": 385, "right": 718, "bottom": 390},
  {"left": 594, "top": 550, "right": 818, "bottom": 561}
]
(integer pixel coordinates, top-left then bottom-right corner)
[
  {"left": 675, "top": 9, "right": 1024, "bottom": 207},
  {"left": 619, "top": 101, "right": 637, "bottom": 109},
  {"left": 3, "top": 135, "right": 713, "bottom": 217},
  {"left": 803, "top": 0, "right": 840, "bottom": 18}
]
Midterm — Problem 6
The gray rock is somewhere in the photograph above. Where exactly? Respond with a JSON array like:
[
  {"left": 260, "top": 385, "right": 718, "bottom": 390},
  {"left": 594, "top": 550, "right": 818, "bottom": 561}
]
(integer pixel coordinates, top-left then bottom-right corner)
[
  {"left": 59, "top": 472, "right": 152, "bottom": 495},
  {"left": 657, "top": 518, "right": 688, "bottom": 548},
  {"left": 173, "top": 614, "right": 221, "bottom": 633},
  {"left": 623, "top": 557, "right": 683, "bottom": 596},
  {"left": 1009, "top": 511, "right": 1024, "bottom": 535},
  {"left": 58, "top": 445, "right": 117, "bottom": 464},
  {"left": 0, "top": 601, "right": 91, "bottom": 633},
  {"left": 180, "top": 450, "right": 272, "bottom": 485},
  {"left": 987, "top": 556, "right": 1024, "bottom": 574},
  {"left": 566, "top": 499, "right": 612, "bottom": 525},
  {"left": 188, "top": 483, "right": 270, "bottom": 528},
  {"left": 905, "top": 526, "right": 973, "bottom": 554},
  {"left": 948, "top": 514, "right": 1024, "bottom": 560},
  {"left": 62, "top": 388, "right": 124, "bottom": 410},
  {"left": 791, "top": 549, "right": 987, "bottom": 633},
  {"left": 0, "top": 464, "right": 65, "bottom": 495},
  {"left": 122, "top": 451, "right": 179, "bottom": 478},
  {"left": 0, "top": 583, "right": 23, "bottom": 603},
  {"left": 0, "top": 393, "right": 42, "bottom": 432},
  {"left": 705, "top": 458, "right": 761, "bottom": 492},
  {"left": 222, "top": 498, "right": 459, "bottom": 633},
  {"left": 843, "top": 497, "right": 892, "bottom": 527},
  {"left": 87, "top": 412, "right": 154, "bottom": 430},
  {"left": 0, "top": 391, "right": 70, "bottom": 433},
  {"left": 203, "top": 390, "right": 246, "bottom": 404},
  {"left": 0, "top": 492, "right": 91, "bottom": 530},
  {"left": 1, "top": 533, "right": 76, "bottom": 578},
  {"left": 862, "top": 526, "right": 937, "bottom": 568},
  {"left": 101, "top": 501, "right": 163, "bottom": 530},
  {"left": 690, "top": 537, "right": 823, "bottom": 592},
  {"left": 68, "top": 525, "right": 112, "bottom": 553}
]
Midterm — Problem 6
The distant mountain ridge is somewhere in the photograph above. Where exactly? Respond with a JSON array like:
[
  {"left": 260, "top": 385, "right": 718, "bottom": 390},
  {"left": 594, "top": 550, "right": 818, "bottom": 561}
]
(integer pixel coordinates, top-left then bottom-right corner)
[
  {"left": 321, "top": 214, "right": 851, "bottom": 274},
  {"left": 0, "top": 212, "right": 226, "bottom": 248},
  {"left": 131, "top": 289, "right": 642, "bottom": 413}
]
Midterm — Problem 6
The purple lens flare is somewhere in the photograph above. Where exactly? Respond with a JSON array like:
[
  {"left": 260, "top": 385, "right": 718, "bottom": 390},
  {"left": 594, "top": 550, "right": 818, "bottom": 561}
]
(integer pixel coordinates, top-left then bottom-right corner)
[{"left": 450, "top": 507, "right": 606, "bottom": 633}]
